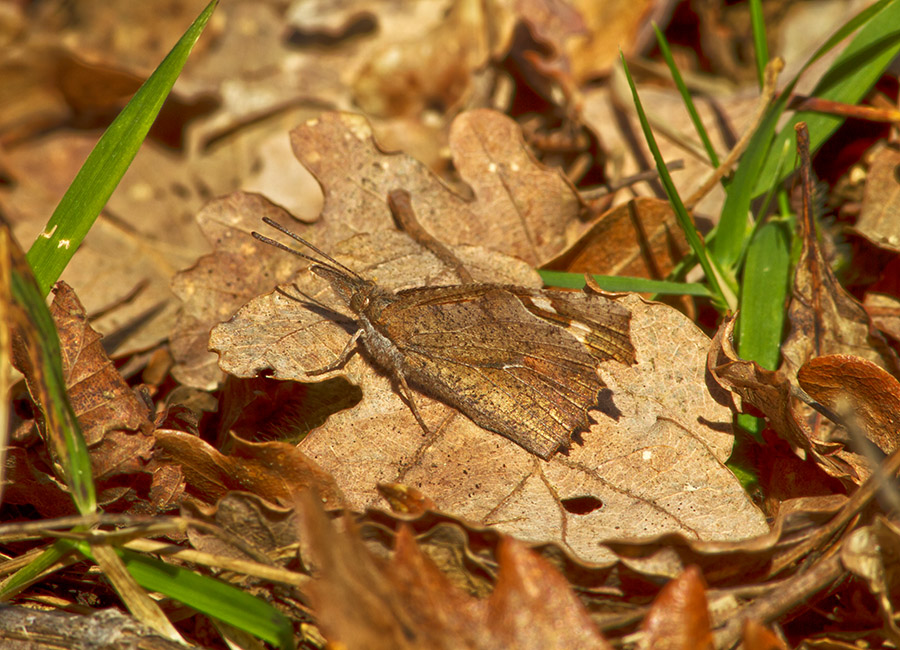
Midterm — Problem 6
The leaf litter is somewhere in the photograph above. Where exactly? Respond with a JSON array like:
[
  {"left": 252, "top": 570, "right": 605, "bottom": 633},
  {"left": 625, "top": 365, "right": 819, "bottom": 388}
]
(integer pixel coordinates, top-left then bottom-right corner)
[{"left": 6, "top": 2, "right": 900, "bottom": 648}]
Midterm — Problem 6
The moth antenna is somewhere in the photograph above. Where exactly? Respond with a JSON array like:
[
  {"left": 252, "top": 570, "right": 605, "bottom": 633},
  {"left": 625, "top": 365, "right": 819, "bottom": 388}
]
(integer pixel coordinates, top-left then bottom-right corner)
[
  {"left": 256, "top": 217, "right": 363, "bottom": 279},
  {"left": 274, "top": 285, "right": 331, "bottom": 312}
]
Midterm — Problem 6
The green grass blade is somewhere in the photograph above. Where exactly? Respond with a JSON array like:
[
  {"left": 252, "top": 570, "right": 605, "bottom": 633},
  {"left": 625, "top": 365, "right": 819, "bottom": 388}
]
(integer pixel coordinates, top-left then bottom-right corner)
[
  {"left": 752, "top": 0, "right": 900, "bottom": 195},
  {"left": 25, "top": 0, "right": 218, "bottom": 296},
  {"left": 749, "top": 0, "right": 769, "bottom": 88},
  {"left": 0, "top": 539, "right": 79, "bottom": 600},
  {"left": 7, "top": 226, "right": 95, "bottom": 514},
  {"left": 539, "top": 270, "right": 711, "bottom": 296},
  {"left": 77, "top": 544, "right": 295, "bottom": 650},
  {"left": 619, "top": 53, "right": 734, "bottom": 310},
  {"left": 653, "top": 24, "right": 720, "bottom": 168},
  {"left": 736, "top": 219, "right": 791, "bottom": 436},
  {"left": 712, "top": 0, "right": 899, "bottom": 271}
]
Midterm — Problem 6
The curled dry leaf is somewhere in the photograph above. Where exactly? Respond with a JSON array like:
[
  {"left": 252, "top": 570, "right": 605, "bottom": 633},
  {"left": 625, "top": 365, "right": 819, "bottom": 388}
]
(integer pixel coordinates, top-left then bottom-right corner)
[
  {"left": 213, "top": 232, "right": 766, "bottom": 564},
  {"left": 49, "top": 282, "right": 171, "bottom": 507},
  {"left": 301, "top": 493, "right": 613, "bottom": 650},
  {"left": 154, "top": 430, "right": 344, "bottom": 510},
  {"left": 798, "top": 354, "right": 900, "bottom": 455},
  {"left": 707, "top": 314, "right": 857, "bottom": 482},
  {"left": 10, "top": 280, "right": 181, "bottom": 512},
  {"left": 780, "top": 172, "right": 900, "bottom": 381},
  {"left": 638, "top": 565, "right": 713, "bottom": 650}
]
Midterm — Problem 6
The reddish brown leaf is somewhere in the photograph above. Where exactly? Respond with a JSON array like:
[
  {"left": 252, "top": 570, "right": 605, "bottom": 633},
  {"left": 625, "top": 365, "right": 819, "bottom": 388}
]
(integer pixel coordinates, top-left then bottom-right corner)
[
  {"left": 154, "top": 431, "right": 344, "bottom": 509},
  {"left": 708, "top": 314, "right": 854, "bottom": 480},
  {"left": 798, "top": 354, "right": 900, "bottom": 455},
  {"left": 49, "top": 282, "right": 152, "bottom": 446},
  {"left": 545, "top": 197, "right": 689, "bottom": 280},
  {"left": 741, "top": 619, "right": 789, "bottom": 650},
  {"left": 301, "top": 493, "right": 611, "bottom": 650},
  {"left": 487, "top": 536, "right": 612, "bottom": 650},
  {"left": 639, "top": 565, "right": 713, "bottom": 650}
]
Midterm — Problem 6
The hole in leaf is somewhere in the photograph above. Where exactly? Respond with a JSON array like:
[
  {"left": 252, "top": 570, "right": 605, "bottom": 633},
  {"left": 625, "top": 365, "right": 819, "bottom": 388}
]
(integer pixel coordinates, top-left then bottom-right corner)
[{"left": 561, "top": 495, "right": 603, "bottom": 515}]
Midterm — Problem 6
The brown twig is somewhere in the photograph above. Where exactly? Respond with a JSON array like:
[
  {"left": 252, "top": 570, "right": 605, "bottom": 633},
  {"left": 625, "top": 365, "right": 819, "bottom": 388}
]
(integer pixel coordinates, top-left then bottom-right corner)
[
  {"left": 684, "top": 58, "right": 784, "bottom": 211},
  {"left": 388, "top": 189, "right": 473, "bottom": 283}
]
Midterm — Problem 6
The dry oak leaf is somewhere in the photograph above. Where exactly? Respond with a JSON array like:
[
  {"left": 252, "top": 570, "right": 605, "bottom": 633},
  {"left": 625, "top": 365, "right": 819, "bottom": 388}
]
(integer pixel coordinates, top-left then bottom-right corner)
[
  {"left": 290, "top": 110, "right": 584, "bottom": 266},
  {"left": 707, "top": 315, "right": 858, "bottom": 483},
  {"left": 798, "top": 354, "right": 900, "bottom": 455},
  {"left": 169, "top": 192, "right": 307, "bottom": 390},
  {"left": 212, "top": 231, "right": 767, "bottom": 564},
  {"left": 302, "top": 493, "right": 613, "bottom": 650}
]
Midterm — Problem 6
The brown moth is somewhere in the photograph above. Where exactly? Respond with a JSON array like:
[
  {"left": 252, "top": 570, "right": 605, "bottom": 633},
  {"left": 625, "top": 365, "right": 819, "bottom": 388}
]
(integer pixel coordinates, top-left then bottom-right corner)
[{"left": 253, "top": 218, "right": 636, "bottom": 460}]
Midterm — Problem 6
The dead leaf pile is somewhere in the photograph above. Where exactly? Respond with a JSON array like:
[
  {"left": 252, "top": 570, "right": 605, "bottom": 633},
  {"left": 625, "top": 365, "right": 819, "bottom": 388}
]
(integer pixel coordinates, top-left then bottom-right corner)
[{"left": 5, "top": 2, "right": 900, "bottom": 649}]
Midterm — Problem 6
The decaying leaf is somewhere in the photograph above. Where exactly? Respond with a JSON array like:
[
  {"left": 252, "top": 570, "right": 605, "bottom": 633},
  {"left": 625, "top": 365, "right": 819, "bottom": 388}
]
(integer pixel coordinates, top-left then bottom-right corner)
[{"left": 301, "top": 493, "right": 613, "bottom": 650}]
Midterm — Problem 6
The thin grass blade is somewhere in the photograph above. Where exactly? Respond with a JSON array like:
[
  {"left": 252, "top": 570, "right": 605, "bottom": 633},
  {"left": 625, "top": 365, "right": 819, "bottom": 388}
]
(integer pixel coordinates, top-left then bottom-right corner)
[{"left": 25, "top": 0, "right": 218, "bottom": 295}]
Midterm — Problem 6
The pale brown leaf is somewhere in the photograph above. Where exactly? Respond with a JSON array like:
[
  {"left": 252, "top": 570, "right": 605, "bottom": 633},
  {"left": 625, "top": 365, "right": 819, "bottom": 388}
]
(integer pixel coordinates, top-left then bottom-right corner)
[
  {"left": 214, "top": 239, "right": 766, "bottom": 564},
  {"left": 854, "top": 142, "right": 900, "bottom": 253}
]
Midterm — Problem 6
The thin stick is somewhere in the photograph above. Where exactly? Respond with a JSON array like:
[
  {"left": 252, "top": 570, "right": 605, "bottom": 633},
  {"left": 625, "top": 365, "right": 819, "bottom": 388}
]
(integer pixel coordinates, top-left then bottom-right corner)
[
  {"left": 684, "top": 58, "right": 784, "bottom": 211},
  {"left": 388, "top": 189, "right": 474, "bottom": 283}
]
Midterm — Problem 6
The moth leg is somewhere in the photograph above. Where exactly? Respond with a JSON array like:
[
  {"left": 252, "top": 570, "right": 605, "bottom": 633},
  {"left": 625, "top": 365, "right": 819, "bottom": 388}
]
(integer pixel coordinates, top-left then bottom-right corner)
[
  {"left": 306, "top": 330, "right": 363, "bottom": 376},
  {"left": 393, "top": 371, "right": 433, "bottom": 435}
]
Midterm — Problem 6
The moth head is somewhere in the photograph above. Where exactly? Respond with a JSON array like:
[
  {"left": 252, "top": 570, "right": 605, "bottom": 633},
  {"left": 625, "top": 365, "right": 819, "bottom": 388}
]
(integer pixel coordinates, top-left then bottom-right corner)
[{"left": 310, "top": 264, "right": 375, "bottom": 313}]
